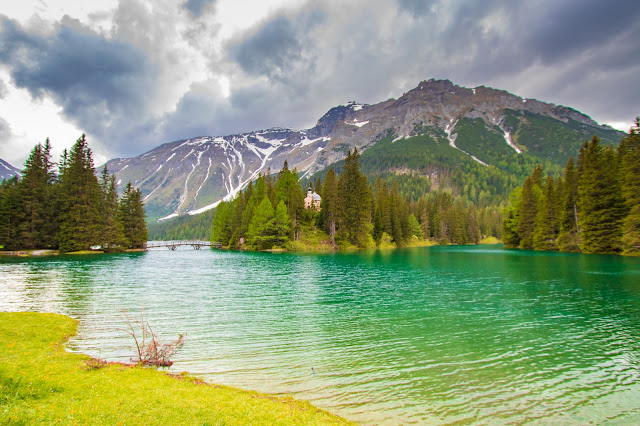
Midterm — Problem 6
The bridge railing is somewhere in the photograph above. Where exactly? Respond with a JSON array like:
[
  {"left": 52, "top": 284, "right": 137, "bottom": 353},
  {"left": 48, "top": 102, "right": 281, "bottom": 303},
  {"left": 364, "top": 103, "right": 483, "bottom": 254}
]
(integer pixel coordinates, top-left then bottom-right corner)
[{"left": 145, "top": 241, "right": 222, "bottom": 249}]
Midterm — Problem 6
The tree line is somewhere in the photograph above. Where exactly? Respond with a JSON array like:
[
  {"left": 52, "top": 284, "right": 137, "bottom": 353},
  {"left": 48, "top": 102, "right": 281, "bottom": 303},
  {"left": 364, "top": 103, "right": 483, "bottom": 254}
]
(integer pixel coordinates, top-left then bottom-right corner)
[
  {"left": 212, "top": 149, "right": 499, "bottom": 250},
  {"left": 502, "top": 119, "right": 640, "bottom": 255},
  {"left": 0, "top": 135, "right": 148, "bottom": 252}
]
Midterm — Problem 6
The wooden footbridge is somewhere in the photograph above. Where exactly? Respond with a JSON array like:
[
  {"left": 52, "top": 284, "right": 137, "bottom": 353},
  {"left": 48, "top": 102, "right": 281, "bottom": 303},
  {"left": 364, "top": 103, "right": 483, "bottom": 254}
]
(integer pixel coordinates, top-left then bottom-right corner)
[{"left": 145, "top": 240, "right": 221, "bottom": 250}]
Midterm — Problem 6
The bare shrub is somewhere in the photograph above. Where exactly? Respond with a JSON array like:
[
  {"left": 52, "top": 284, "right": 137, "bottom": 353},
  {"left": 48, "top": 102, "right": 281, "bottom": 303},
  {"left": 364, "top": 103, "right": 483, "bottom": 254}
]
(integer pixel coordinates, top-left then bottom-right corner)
[
  {"left": 121, "top": 309, "right": 185, "bottom": 367},
  {"left": 84, "top": 355, "right": 108, "bottom": 370}
]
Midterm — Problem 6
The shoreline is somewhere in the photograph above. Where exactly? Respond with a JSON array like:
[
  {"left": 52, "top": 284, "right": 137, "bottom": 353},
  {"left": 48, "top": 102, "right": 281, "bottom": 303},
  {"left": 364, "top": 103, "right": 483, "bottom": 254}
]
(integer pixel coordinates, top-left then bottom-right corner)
[
  {"left": 0, "top": 248, "right": 147, "bottom": 257},
  {"left": 0, "top": 312, "right": 351, "bottom": 425},
  {"left": 0, "top": 237, "right": 502, "bottom": 257}
]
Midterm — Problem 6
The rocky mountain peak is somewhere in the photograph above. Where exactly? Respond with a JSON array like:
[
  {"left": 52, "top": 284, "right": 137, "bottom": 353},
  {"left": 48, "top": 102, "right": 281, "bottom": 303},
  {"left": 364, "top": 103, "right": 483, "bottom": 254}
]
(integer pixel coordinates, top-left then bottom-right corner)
[{"left": 104, "top": 78, "right": 623, "bottom": 220}]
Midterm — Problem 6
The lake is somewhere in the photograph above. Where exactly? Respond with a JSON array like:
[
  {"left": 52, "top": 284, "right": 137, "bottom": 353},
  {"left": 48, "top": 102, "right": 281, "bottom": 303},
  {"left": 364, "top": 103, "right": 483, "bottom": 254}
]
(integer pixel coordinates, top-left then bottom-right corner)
[{"left": 2, "top": 245, "right": 640, "bottom": 424}]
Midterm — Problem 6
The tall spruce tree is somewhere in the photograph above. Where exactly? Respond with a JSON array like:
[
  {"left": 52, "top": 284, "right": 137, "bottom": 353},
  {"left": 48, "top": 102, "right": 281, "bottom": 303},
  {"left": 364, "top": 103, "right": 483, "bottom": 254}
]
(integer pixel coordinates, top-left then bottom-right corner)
[
  {"left": 118, "top": 182, "right": 148, "bottom": 249},
  {"left": 619, "top": 119, "right": 640, "bottom": 254},
  {"left": 337, "top": 149, "right": 371, "bottom": 247},
  {"left": 57, "top": 135, "right": 103, "bottom": 252},
  {"left": 319, "top": 168, "right": 338, "bottom": 243},
  {"left": 557, "top": 158, "right": 581, "bottom": 252},
  {"left": 516, "top": 175, "right": 541, "bottom": 249},
  {"left": 577, "top": 137, "right": 626, "bottom": 254},
  {"left": 99, "top": 165, "right": 126, "bottom": 250},
  {"left": 0, "top": 177, "right": 22, "bottom": 249},
  {"left": 246, "top": 196, "right": 276, "bottom": 249},
  {"left": 533, "top": 176, "right": 558, "bottom": 251},
  {"left": 272, "top": 200, "right": 292, "bottom": 247},
  {"left": 211, "top": 200, "right": 233, "bottom": 246},
  {"left": 274, "top": 161, "right": 304, "bottom": 240}
]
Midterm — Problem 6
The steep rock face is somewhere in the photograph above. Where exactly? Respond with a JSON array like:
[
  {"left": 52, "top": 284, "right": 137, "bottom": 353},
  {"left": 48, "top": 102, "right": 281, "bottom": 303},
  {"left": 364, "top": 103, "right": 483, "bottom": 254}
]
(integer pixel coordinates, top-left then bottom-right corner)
[
  {"left": 106, "top": 79, "right": 623, "bottom": 220},
  {"left": 0, "top": 158, "right": 21, "bottom": 181}
]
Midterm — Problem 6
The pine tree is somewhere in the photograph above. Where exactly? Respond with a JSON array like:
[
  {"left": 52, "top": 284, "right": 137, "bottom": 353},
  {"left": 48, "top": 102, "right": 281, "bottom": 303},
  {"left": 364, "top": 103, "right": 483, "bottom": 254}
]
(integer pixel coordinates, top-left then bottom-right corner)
[
  {"left": 408, "top": 213, "right": 423, "bottom": 239},
  {"left": 577, "top": 137, "right": 625, "bottom": 254},
  {"left": 372, "top": 207, "right": 384, "bottom": 246},
  {"left": 0, "top": 177, "right": 23, "bottom": 249},
  {"left": 465, "top": 205, "right": 481, "bottom": 244},
  {"left": 533, "top": 176, "right": 558, "bottom": 251},
  {"left": 118, "top": 182, "right": 148, "bottom": 249},
  {"left": 319, "top": 168, "right": 338, "bottom": 244},
  {"left": 99, "top": 165, "right": 126, "bottom": 250},
  {"left": 14, "top": 140, "right": 57, "bottom": 249},
  {"left": 272, "top": 200, "right": 291, "bottom": 247},
  {"left": 557, "top": 158, "right": 581, "bottom": 252},
  {"left": 246, "top": 196, "right": 276, "bottom": 249},
  {"left": 337, "top": 149, "right": 371, "bottom": 247},
  {"left": 502, "top": 188, "right": 521, "bottom": 247},
  {"left": 274, "top": 162, "right": 304, "bottom": 239},
  {"left": 619, "top": 118, "right": 640, "bottom": 254},
  {"left": 57, "top": 135, "right": 103, "bottom": 252},
  {"left": 516, "top": 175, "right": 541, "bottom": 249},
  {"left": 211, "top": 201, "right": 232, "bottom": 246}
]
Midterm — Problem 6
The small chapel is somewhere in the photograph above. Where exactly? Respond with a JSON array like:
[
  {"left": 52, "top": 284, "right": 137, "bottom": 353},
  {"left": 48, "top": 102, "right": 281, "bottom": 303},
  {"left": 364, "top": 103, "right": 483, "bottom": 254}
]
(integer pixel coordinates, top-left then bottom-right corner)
[{"left": 304, "top": 186, "right": 321, "bottom": 210}]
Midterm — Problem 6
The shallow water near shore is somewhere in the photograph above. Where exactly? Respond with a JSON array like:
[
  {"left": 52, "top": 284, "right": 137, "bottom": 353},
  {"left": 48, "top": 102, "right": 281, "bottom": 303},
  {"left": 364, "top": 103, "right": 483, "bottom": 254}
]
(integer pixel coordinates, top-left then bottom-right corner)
[{"left": 2, "top": 245, "right": 640, "bottom": 424}]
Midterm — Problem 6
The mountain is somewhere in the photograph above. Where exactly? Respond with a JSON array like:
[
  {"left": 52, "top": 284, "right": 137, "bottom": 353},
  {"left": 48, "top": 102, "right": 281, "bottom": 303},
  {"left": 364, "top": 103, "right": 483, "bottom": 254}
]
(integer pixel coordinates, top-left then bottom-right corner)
[
  {"left": 0, "top": 158, "right": 21, "bottom": 181},
  {"left": 105, "top": 79, "right": 624, "bottom": 220}
]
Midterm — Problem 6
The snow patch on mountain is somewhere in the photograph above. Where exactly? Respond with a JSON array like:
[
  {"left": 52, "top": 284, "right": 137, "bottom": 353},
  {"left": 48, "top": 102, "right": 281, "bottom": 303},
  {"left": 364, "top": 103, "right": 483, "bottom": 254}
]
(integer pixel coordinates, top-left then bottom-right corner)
[
  {"left": 445, "top": 120, "right": 487, "bottom": 166},
  {"left": 503, "top": 130, "right": 522, "bottom": 154}
]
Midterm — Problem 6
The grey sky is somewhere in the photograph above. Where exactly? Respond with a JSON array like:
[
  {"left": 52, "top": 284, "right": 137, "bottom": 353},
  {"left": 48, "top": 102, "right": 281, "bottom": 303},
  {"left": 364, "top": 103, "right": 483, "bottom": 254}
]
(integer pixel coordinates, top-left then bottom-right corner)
[{"left": 0, "top": 0, "right": 638, "bottom": 166}]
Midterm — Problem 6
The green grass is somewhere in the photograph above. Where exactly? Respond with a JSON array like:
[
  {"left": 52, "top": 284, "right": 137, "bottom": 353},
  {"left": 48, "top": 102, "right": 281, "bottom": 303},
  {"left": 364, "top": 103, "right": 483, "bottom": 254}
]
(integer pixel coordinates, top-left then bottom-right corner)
[
  {"left": 480, "top": 236, "right": 501, "bottom": 245},
  {"left": 0, "top": 312, "right": 352, "bottom": 425},
  {"left": 289, "top": 226, "right": 337, "bottom": 252}
]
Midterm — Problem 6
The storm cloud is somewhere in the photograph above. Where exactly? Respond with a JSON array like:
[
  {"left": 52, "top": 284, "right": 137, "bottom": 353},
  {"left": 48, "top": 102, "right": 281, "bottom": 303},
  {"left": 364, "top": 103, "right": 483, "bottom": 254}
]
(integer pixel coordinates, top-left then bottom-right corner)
[{"left": 0, "top": 0, "right": 638, "bottom": 165}]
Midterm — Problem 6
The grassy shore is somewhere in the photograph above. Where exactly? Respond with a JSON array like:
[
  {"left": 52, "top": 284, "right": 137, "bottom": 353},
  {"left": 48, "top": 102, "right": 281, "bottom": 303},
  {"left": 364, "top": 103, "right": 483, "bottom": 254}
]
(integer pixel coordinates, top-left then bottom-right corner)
[{"left": 0, "top": 312, "right": 351, "bottom": 425}]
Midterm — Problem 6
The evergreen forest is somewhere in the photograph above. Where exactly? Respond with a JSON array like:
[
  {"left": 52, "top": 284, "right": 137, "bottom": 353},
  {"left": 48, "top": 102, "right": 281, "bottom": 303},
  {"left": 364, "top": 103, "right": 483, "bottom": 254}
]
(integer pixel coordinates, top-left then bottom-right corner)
[
  {"left": 211, "top": 149, "right": 501, "bottom": 250},
  {"left": 502, "top": 119, "right": 640, "bottom": 255},
  {"left": 0, "top": 135, "right": 148, "bottom": 252}
]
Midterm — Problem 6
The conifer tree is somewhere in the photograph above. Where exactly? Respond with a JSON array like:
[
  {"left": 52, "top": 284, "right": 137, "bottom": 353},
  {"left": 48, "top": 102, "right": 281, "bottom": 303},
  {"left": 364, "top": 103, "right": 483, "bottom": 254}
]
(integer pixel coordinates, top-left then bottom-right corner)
[
  {"left": 119, "top": 182, "right": 149, "bottom": 249},
  {"left": 99, "top": 165, "right": 126, "bottom": 250},
  {"left": 408, "top": 213, "right": 423, "bottom": 239},
  {"left": 272, "top": 200, "right": 291, "bottom": 247},
  {"left": 228, "top": 192, "right": 246, "bottom": 247},
  {"left": 211, "top": 201, "right": 233, "bottom": 246},
  {"left": 466, "top": 205, "right": 481, "bottom": 244},
  {"left": 389, "top": 181, "right": 405, "bottom": 246},
  {"left": 533, "top": 176, "right": 558, "bottom": 251},
  {"left": 337, "top": 148, "right": 371, "bottom": 247},
  {"left": 319, "top": 168, "right": 338, "bottom": 243},
  {"left": 577, "top": 137, "right": 625, "bottom": 254},
  {"left": 57, "top": 134, "right": 103, "bottom": 252},
  {"left": 557, "top": 158, "right": 581, "bottom": 252},
  {"left": 246, "top": 196, "right": 276, "bottom": 249},
  {"left": 502, "top": 188, "right": 521, "bottom": 247},
  {"left": 372, "top": 207, "right": 384, "bottom": 246},
  {"left": 619, "top": 118, "right": 640, "bottom": 254},
  {"left": 0, "top": 177, "right": 22, "bottom": 249},
  {"left": 516, "top": 175, "right": 541, "bottom": 249},
  {"left": 275, "top": 161, "right": 304, "bottom": 239}
]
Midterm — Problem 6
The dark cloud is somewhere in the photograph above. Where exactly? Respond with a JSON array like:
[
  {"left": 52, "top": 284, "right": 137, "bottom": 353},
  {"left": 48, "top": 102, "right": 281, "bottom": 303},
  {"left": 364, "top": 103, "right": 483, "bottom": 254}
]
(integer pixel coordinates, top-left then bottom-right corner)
[
  {"left": 2, "top": 0, "right": 639, "bottom": 165},
  {"left": 229, "top": 8, "right": 325, "bottom": 84},
  {"left": 0, "top": 15, "right": 155, "bottom": 136},
  {"left": 522, "top": 0, "right": 640, "bottom": 65},
  {"left": 183, "top": 0, "right": 215, "bottom": 18},
  {"left": 220, "top": 0, "right": 638, "bottom": 133},
  {"left": 230, "top": 16, "right": 304, "bottom": 79}
]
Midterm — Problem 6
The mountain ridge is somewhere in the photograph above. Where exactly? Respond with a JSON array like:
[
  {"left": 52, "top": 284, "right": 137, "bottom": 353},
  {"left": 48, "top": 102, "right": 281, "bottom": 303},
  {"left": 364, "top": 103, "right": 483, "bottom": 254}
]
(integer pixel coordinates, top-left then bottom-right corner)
[{"left": 104, "top": 79, "right": 624, "bottom": 220}]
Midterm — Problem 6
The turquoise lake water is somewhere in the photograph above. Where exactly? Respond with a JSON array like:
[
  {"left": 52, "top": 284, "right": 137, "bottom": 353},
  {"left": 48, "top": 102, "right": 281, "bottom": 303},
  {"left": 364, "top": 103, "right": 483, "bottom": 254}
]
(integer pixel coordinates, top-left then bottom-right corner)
[{"left": 1, "top": 245, "right": 640, "bottom": 424}]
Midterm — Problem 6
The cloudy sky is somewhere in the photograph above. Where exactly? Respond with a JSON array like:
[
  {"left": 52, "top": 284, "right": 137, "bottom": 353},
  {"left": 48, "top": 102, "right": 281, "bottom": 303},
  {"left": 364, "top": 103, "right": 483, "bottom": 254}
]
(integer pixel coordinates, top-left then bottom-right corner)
[{"left": 1, "top": 0, "right": 638, "bottom": 167}]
